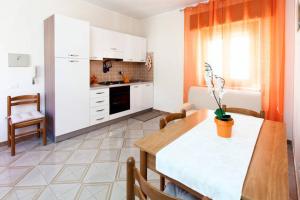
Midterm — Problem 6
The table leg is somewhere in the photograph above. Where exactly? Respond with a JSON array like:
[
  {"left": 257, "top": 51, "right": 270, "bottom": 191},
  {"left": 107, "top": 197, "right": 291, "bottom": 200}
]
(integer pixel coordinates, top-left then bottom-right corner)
[{"left": 140, "top": 150, "right": 147, "bottom": 180}]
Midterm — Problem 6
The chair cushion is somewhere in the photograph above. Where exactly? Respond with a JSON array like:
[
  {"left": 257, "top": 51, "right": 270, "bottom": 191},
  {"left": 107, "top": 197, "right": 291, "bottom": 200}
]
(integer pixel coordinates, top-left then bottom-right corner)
[
  {"left": 164, "top": 183, "right": 198, "bottom": 200},
  {"left": 10, "top": 111, "right": 44, "bottom": 124}
]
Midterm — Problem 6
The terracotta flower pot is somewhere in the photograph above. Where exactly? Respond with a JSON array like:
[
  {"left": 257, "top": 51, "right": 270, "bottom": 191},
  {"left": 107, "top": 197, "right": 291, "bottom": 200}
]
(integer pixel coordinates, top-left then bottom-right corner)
[{"left": 214, "top": 117, "right": 234, "bottom": 138}]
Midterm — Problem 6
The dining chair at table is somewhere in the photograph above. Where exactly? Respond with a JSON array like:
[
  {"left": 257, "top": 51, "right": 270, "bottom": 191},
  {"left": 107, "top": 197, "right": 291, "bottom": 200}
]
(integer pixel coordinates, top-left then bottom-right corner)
[
  {"left": 160, "top": 109, "right": 187, "bottom": 129},
  {"left": 7, "top": 93, "right": 47, "bottom": 156},
  {"left": 222, "top": 105, "right": 265, "bottom": 119},
  {"left": 127, "top": 157, "right": 199, "bottom": 200},
  {"left": 159, "top": 109, "right": 187, "bottom": 191}
]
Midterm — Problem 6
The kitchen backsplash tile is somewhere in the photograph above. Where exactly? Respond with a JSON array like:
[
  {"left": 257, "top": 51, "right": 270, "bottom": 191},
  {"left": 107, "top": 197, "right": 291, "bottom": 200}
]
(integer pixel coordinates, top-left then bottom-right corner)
[{"left": 90, "top": 61, "right": 153, "bottom": 83}]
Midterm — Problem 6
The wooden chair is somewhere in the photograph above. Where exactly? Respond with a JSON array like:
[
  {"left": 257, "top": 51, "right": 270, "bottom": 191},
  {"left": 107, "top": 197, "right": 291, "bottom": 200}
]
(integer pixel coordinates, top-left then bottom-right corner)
[
  {"left": 160, "top": 109, "right": 187, "bottom": 129},
  {"left": 222, "top": 105, "right": 265, "bottom": 119},
  {"left": 7, "top": 93, "right": 47, "bottom": 156},
  {"left": 127, "top": 157, "right": 180, "bottom": 200},
  {"left": 158, "top": 109, "right": 187, "bottom": 191}
]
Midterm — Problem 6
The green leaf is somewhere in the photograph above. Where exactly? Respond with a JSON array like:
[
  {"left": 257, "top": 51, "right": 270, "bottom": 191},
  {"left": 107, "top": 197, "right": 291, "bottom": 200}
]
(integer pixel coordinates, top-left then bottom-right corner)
[{"left": 214, "top": 108, "right": 225, "bottom": 120}]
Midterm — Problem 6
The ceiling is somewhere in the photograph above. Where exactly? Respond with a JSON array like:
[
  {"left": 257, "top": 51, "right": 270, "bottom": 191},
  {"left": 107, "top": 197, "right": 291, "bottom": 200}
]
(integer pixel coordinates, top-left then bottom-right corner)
[{"left": 83, "top": 0, "right": 204, "bottom": 19}]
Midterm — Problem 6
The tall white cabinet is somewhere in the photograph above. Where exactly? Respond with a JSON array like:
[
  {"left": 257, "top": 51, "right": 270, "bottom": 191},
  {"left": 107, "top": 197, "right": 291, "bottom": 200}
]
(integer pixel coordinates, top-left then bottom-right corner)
[{"left": 44, "top": 15, "right": 90, "bottom": 140}]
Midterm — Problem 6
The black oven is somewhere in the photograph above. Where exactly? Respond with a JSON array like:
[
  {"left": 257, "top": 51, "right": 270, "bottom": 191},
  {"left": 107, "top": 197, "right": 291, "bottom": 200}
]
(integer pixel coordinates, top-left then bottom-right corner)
[{"left": 109, "top": 86, "right": 130, "bottom": 115}]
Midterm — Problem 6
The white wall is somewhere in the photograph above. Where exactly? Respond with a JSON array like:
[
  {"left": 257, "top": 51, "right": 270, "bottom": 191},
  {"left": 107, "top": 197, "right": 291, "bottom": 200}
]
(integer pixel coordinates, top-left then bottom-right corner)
[
  {"left": 0, "top": 0, "right": 143, "bottom": 142},
  {"left": 142, "top": 10, "right": 184, "bottom": 113},
  {"left": 285, "top": 0, "right": 296, "bottom": 141},
  {"left": 293, "top": 0, "right": 300, "bottom": 189}
]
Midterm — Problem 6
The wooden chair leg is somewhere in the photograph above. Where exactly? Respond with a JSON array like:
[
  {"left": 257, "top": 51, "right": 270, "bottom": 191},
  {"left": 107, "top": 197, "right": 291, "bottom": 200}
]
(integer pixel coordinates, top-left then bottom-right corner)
[
  {"left": 11, "top": 126, "right": 15, "bottom": 156},
  {"left": 42, "top": 120, "right": 47, "bottom": 145},
  {"left": 36, "top": 124, "right": 41, "bottom": 138},
  {"left": 7, "top": 123, "right": 11, "bottom": 147},
  {"left": 160, "top": 176, "right": 165, "bottom": 191}
]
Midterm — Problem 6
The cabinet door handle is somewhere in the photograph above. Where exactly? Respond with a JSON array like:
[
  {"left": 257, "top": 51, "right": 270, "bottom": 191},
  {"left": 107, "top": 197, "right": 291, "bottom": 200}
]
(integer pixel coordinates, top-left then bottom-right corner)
[
  {"left": 96, "top": 100, "right": 104, "bottom": 103},
  {"left": 110, "top": 48, "right": 117, "bottom": 51},
  {"left": 96, "top": 117, "right": 104, "bottom": 121},
  {"left": 69, "top": 54, "right": 79, "bottom": 57},
  {"left": 96, "top": 92, "right": 104, "bottom": 94},
  {"left": 96, "top": 109, "right": 104, "bottom": 112},
  {"left": 134, "top": 86, "right": 139, "bottom": 88},
  {"left": 69, "top": 60, "right": 79, "bottom": 63}
]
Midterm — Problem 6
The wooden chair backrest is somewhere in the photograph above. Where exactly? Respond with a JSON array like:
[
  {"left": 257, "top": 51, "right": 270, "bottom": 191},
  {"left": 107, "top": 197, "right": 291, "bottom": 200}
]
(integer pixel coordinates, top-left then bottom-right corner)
[
  {"left": 222, "top": 105, "right": 265, "bottom": 119},
  {"left": 160, "top": 109, "right": 186, "bottom": 129},
  {"left": 127, "top": 157, "right": 179, "bottom": 200},
  {"left": 7, "top": 93, "right": 40, "bottom": 116}
]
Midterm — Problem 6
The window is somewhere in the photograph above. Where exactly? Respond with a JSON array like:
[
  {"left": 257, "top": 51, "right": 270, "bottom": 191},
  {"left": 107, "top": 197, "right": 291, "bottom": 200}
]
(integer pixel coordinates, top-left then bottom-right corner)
[{"left": 199, "top": 20, "right": 260, "bottom": 90}]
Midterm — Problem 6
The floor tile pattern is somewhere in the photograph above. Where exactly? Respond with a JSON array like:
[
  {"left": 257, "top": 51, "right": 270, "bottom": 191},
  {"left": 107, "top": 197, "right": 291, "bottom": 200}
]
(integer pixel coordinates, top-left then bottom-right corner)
[
  {"left": 0, "top": 116, "right": 162, "bottom": 200},
  {"left": 0, "top": 114, "right": 297, "bottom": 200}
]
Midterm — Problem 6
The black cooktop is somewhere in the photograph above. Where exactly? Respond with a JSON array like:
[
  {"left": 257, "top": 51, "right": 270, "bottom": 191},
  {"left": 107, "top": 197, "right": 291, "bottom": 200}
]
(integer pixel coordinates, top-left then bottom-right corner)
[{"left": 98, "top": 81, "right": 125, "bottom": 85}]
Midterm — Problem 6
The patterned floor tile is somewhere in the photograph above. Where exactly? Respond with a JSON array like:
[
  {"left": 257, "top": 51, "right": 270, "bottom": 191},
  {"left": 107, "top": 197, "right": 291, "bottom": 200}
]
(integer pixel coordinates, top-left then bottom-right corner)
[
  {"left": 85, "top": 127, "right": 109, "bottom": 140},
  {"left": 0, "top": 152, "right": 22, "bottom": 167},
  {"left": 66, "top": 150, "right": 98, "bottom": 164},
  {"left": 40, "top": 151, "right": 71, "bottom": 164},
  {"left": 38, "top": 183, "right": 81, "bottom": 200},
  {"left": 100, "top": 138, "right": 124, "bottom": 149},
  {"left": 53, "top": 165, "right": 88, "bottom": 183},
  {"left": 83, "top": 163, "right": 118, "bottom": 183},
  {"left": 79, "top": 140, "right": 101, "bottom": 150},
  {"left": 0, "top": 187, "right": 12, "bottom": 199},
  {"left": 78, "top": 183, "right": 111, "bottom": 200},
  {"left": 94, "top": 150, "right": 120, "bottom": 162},
  {"left": 10, "top": 151, "right": 50, "bottom": 167},
  {"left": 117, "top": 162, "right": 159, "bottom": 181},
  {"left": 123, "top": 139, "right": 138, "bottom": 148},
  {"left": 34, "top": 143, "right": 56, "bottom": 151},
  {"left": 3, "top": 186, "right": 43, "bottom": 200},
  {"left": 127, "top": 119, "right": 143, "bottom": 130},
  {"left": 109, "top": 181, "right": 126, "bottom": 200},
  {"left": 108, "top": 129, "right": 125, "bottom": 138},
  {"left": 17, "top": 165, "right": 63, "bottom": 186},
  {"left": 54, "top": 140, "right": 82, "bottom": 151},
  {"left": 0, "top": 167, "right": 31, "bottom": 186},
  {"left": 124, "top": 130, "right": 144, "bottom": 139},
  {"left": 109, "top": 121, "right": 127, "bottom": 131},
  {"left": 119, "top": 148, "right": 140, "bottom": 162},
  {"left": 0, "top": 113, "right": 166, "bottom": 200}
]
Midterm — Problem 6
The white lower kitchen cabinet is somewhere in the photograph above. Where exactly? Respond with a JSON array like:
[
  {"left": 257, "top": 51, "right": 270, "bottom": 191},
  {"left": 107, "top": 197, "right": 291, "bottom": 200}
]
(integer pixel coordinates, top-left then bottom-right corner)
[
  {"left": 89, "top": 88, "right": 110, "bottom": 126},
  {"left": 130, "top": 83, "right": 153, "bottom": 113},
  {"left": 141, "top": 83, "right": 154, "bottom": 109},
  {"left": 130, "top": 84, "right": 143, "bottom": 113}
]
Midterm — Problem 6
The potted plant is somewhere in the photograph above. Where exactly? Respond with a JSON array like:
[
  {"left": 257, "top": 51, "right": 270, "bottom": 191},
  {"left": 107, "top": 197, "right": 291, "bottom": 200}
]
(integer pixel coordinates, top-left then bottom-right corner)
[{"left": 204, "top": 63, "right": 234, "bottom": 138}]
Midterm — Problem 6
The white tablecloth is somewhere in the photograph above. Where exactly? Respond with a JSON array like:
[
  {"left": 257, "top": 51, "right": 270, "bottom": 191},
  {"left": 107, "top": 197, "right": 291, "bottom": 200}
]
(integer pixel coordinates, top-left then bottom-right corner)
[{"left": 156, "top": 110, "right": 264, "bottom": 200}]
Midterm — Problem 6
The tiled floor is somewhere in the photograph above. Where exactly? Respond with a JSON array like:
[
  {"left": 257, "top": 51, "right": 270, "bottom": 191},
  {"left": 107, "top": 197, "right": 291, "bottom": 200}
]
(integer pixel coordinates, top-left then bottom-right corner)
[
  {"left": 0, "top": 117, "right": 162, "bottom": 200},
  {"left": 0, "top": 115, "right": 298, "bottom": 200}
]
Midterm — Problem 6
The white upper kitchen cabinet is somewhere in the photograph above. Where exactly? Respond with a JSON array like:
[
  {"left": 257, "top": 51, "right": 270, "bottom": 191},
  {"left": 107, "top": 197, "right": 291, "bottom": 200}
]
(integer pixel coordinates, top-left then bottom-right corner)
[
  {"left": 137, "top": 37, "right": 147, "bottom": 62},
  {"left": 90, "top": 26, "right": 124, "bottom": 60},
  {"left": 123, "top": 35, "right": 135, "bottom": 62},
  {"left": 123, "top": 35, "right": 147, "bottom": 62},
  {"left": 90, "top": 26, "right": 146, "bottom": 62},
  {"left": 55, "top": 15, "right": 89, "bottom": 59}
]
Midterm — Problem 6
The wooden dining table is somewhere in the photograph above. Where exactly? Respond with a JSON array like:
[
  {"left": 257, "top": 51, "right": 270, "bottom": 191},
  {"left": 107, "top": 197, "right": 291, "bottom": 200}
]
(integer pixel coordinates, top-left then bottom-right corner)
[{"left": 135, "top": 110, "right": 289, "bottom": 200}]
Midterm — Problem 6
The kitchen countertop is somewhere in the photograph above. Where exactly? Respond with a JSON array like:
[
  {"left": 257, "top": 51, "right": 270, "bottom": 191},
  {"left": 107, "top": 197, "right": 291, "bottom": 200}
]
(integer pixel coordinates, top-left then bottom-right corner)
[{"left": 90, "top": 81, "right": 153, "bottom": 90}]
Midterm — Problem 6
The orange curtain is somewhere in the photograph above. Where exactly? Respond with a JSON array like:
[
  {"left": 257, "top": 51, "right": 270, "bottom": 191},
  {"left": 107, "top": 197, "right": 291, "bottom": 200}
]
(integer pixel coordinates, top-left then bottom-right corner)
[{"left": 184, "top": 0, "right": 285, "bottom": 121}]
